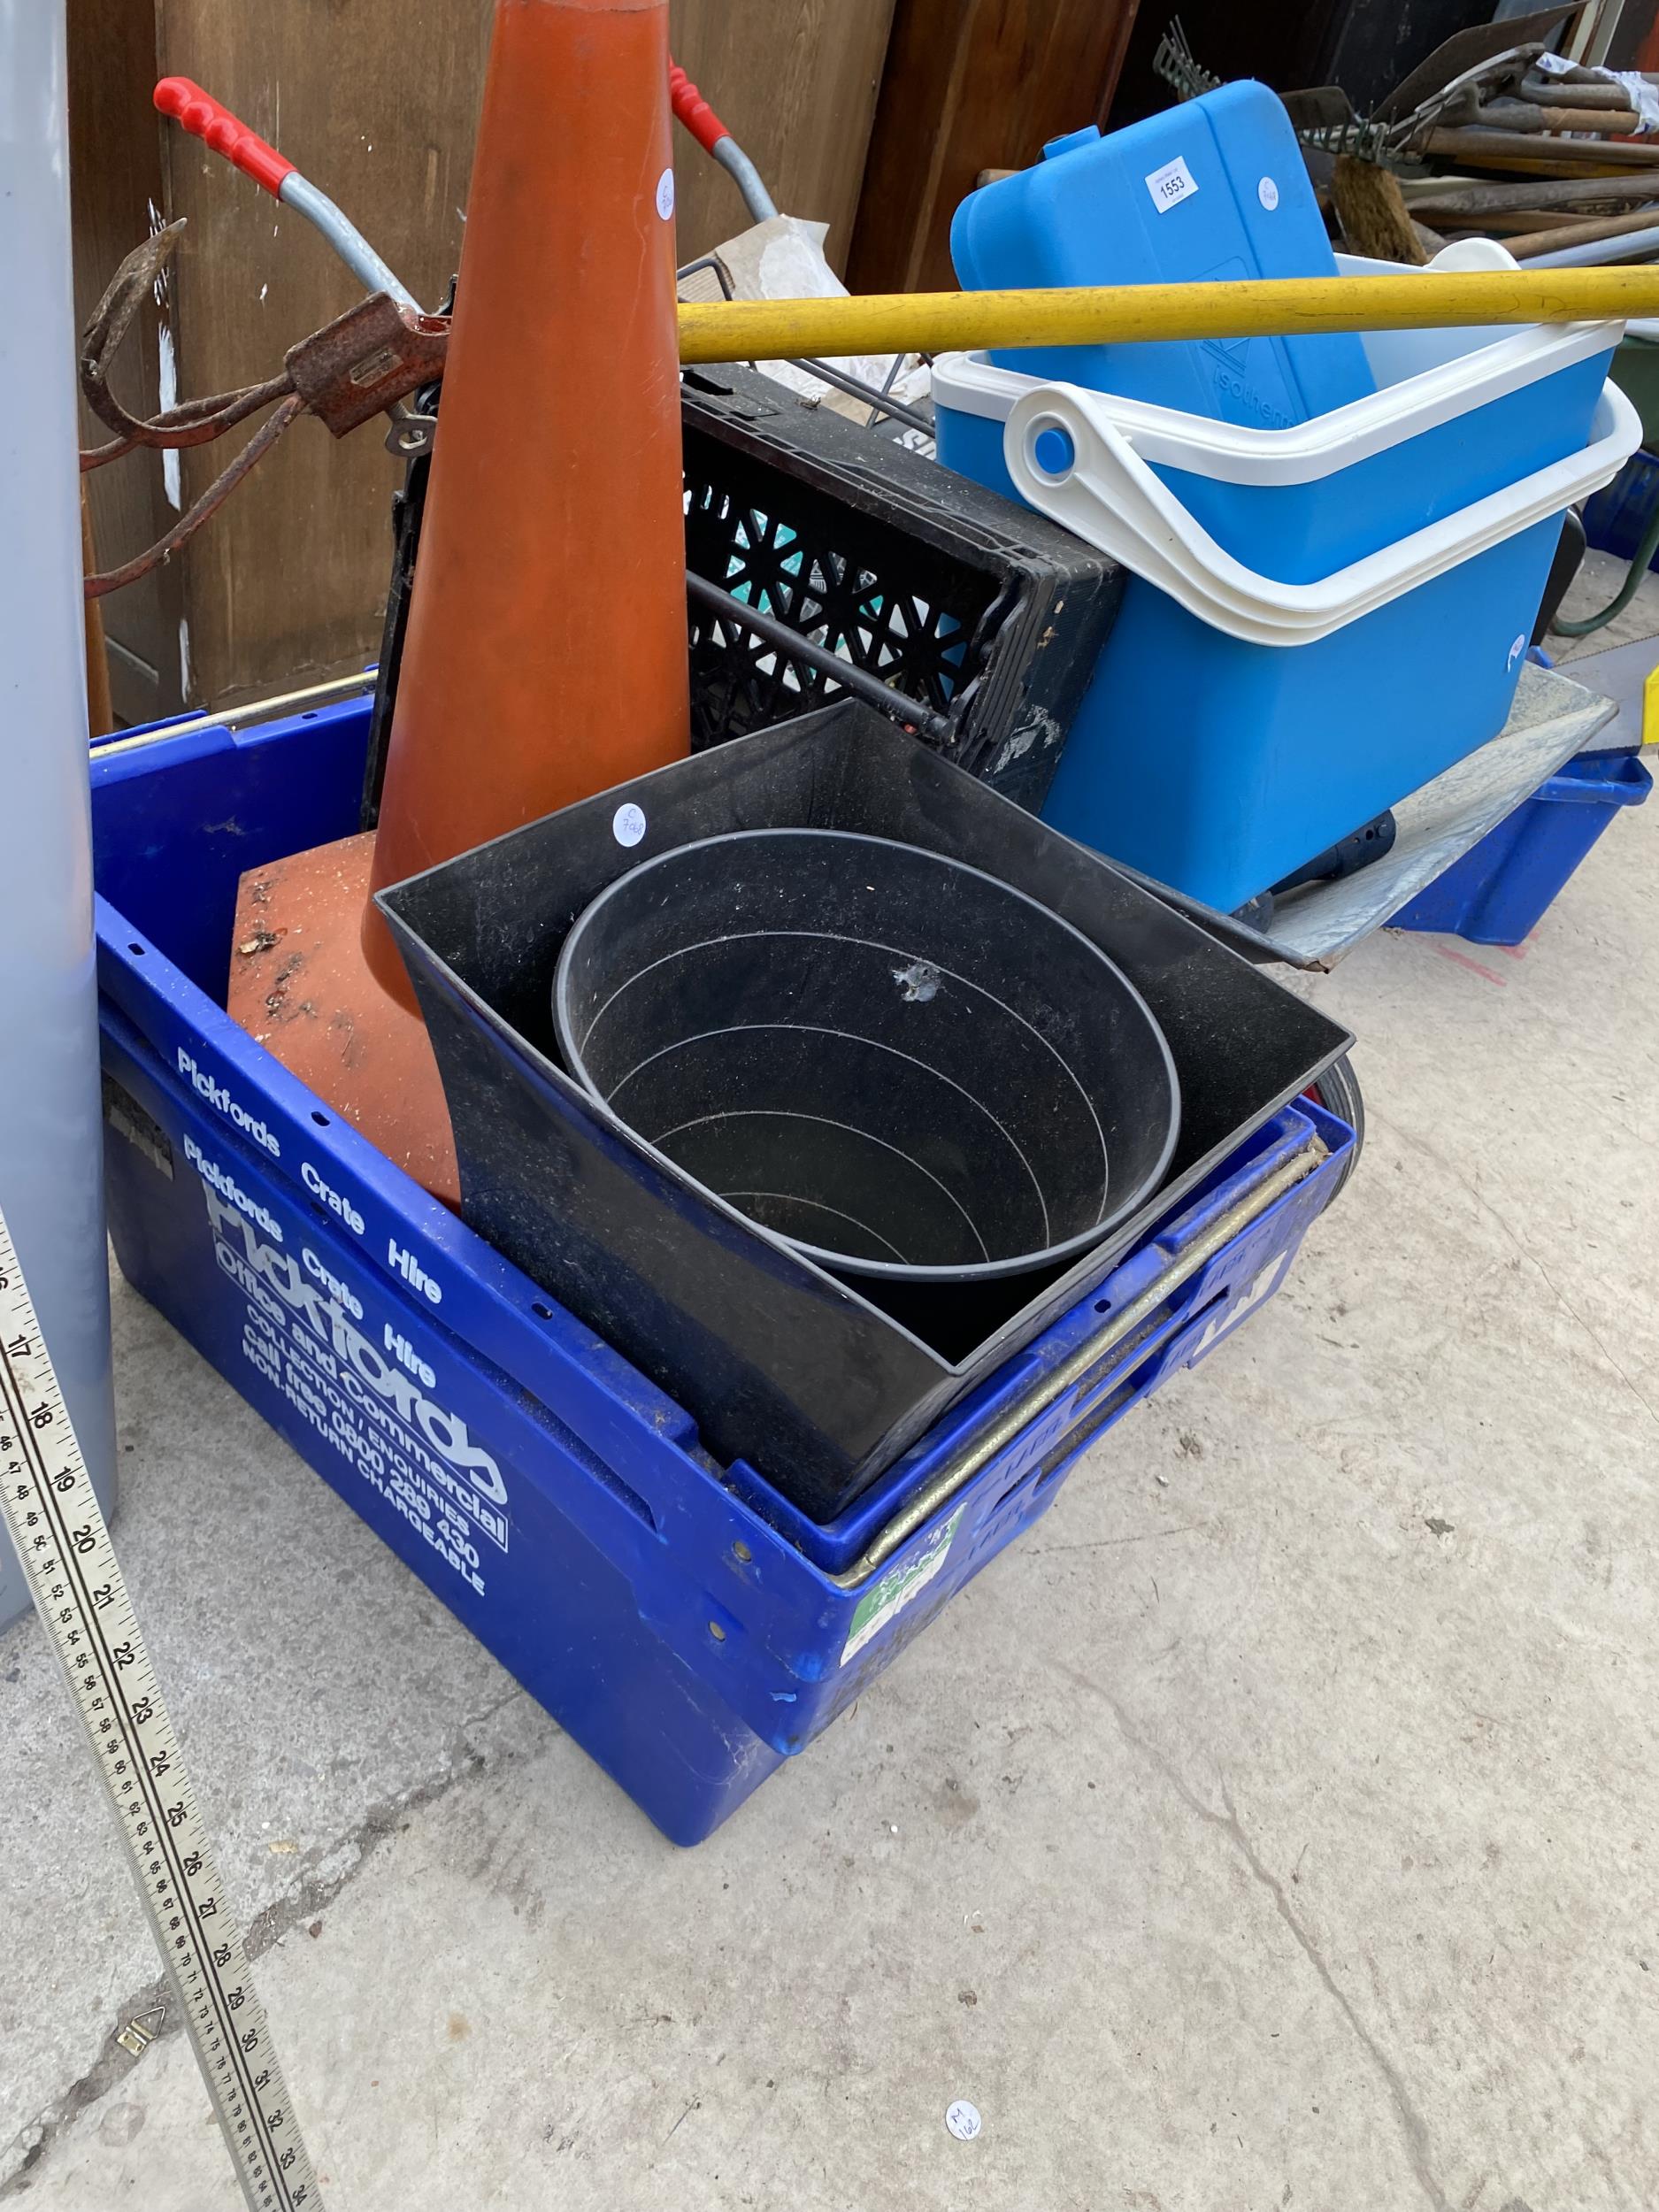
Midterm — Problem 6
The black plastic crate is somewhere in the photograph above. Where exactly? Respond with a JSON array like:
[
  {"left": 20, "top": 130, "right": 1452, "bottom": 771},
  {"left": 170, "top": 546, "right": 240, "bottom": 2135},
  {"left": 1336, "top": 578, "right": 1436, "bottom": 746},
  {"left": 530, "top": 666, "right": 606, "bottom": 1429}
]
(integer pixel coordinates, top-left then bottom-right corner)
[
  {"left": 363, "top": 367, "right": 1122, "bottom": 825},
  {"left": 679, "top": 365, "right": 1121, "bottom": 809}
]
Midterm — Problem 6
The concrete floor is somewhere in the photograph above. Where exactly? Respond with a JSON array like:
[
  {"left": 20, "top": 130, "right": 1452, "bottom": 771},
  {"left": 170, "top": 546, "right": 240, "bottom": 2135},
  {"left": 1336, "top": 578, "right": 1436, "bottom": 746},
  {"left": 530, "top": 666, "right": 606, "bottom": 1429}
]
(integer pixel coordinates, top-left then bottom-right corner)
[{"left": 4, "top": 726, "right": 1657, "bottom": 2209}]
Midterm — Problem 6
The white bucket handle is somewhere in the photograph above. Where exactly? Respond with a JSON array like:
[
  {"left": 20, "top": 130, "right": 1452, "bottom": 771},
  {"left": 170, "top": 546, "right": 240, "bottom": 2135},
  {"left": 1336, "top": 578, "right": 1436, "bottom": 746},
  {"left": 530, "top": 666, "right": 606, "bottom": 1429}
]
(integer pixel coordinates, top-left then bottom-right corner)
[{"left": 1002, "top": 379, "right": 1640, "bottom": 646}]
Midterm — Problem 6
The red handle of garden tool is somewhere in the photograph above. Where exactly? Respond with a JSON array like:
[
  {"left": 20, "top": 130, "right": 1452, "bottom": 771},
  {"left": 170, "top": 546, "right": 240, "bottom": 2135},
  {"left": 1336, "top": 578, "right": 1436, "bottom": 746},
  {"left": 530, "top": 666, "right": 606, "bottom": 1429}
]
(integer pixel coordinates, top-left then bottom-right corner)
[
  {"left": 154, "top": 76, "right": 295, "bottom": 196},
  {"left": 668, "top": 63, "right": 730, "bottom": 155}
]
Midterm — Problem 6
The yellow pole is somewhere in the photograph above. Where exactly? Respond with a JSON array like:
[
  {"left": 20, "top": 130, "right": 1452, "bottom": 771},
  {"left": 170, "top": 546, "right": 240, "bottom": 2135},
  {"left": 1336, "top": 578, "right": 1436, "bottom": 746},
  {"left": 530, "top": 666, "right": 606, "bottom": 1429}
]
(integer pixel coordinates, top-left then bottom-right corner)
[{"left": 678, "top": 266, "right": 1659, "bottom": 365}]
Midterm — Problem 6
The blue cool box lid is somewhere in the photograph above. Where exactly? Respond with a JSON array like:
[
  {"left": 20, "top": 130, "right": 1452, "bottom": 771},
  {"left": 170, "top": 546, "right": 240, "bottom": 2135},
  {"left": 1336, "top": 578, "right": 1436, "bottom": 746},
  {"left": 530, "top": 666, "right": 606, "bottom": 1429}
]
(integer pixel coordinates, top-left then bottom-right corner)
[{"left": 950, "top": 80, "right": 1374, "bottom": 430}]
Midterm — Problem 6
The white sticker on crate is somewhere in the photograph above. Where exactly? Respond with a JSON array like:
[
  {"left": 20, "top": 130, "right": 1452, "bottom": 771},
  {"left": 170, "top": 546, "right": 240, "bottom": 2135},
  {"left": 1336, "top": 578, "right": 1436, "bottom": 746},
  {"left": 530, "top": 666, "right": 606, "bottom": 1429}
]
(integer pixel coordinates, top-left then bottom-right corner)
[
  {"left": 841, "top": 1509, "right": 964, "bottom": 1667},
  {"left": 1144, "top": 155, "right": 1199, "bottom": 214},
  {"left": 612, "top": 802, "right": 648, "bottom": 848}
]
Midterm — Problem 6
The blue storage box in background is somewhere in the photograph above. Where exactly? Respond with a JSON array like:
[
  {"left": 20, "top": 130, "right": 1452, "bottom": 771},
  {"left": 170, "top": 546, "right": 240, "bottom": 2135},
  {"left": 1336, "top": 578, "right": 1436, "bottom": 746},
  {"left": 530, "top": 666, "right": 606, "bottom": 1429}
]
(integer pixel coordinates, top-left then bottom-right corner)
[
  {"left": 88, "top": 698, "right": 1352, "bottom": 1843},
  {"left": 1582, "top": 446, "right": 1659, "bottom": 569},
  {"left": 951, "top": 80, "right": 1373, "bottom": 427},
  {"left": 1390, "top": 748, "right": 1653, "bottom": 945}
]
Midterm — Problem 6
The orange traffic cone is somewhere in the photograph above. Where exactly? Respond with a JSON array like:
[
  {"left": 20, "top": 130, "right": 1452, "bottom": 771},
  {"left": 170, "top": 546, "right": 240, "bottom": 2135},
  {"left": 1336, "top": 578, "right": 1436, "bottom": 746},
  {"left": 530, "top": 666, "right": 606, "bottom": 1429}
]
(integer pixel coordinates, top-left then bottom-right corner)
[{"left": 229, "top": 0, "right": 690, "bottom": 1204}]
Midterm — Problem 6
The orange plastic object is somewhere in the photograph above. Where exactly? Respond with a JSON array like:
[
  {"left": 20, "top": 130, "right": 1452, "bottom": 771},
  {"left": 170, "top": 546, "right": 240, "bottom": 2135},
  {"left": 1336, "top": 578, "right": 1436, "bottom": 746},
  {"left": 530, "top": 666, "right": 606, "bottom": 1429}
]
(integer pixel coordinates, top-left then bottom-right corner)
[
  {"left": 669, "top": 62, "right": 731, "bottom": 156},
  {"left": 227, "top": 835, "right": 461, "bottom": 1208},
  {"left": 364, "top": 0, "right": 690, "bottom": 1006},
  {"left": 154, "top": 76, "right": 296, "bottom": 196}
]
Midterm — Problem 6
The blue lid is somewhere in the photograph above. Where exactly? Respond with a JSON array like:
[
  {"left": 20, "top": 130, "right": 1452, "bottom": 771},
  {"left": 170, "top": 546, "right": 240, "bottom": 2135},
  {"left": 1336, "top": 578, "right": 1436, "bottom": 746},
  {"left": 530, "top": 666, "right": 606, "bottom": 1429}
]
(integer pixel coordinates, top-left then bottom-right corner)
[{"left": 950, "top": 81, "right": 1373, "bottom": 430}]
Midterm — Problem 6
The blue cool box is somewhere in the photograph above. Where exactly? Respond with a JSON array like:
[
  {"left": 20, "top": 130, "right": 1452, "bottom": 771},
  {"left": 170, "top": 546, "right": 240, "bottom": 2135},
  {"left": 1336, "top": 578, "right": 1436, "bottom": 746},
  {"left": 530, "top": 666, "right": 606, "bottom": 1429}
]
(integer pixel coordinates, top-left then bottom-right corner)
[
  {"left": 933, "top": 304, "right": 1622, "bottom": 911},
  {"left": 90, "top": 700, "right": 1351, "bottom": 1843},
  {"left": 1035, "top": 534, "right": 1571, "bottom": 912},
  {"left": 950, "top": 80, "right": 1373, "bottom": 428},
  {"left": 937, "top": 350, "right": 1612, "bottom": 586}
]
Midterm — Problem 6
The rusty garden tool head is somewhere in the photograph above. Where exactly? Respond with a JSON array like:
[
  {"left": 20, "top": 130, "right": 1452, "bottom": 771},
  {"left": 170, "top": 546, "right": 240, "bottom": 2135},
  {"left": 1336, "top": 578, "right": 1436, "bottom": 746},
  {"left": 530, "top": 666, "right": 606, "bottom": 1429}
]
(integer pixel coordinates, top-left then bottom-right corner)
[{"left": 77, "top": 222, "right": 449, "bottom": 597}]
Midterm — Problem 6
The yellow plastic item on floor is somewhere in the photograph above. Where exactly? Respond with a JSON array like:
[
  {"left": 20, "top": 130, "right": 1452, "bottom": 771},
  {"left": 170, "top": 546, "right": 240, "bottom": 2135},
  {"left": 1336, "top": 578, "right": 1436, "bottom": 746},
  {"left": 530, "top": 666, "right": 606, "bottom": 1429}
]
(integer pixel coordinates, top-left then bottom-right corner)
[{"left": 1641, "top": 659, "right": 1659, "bottom": 744}]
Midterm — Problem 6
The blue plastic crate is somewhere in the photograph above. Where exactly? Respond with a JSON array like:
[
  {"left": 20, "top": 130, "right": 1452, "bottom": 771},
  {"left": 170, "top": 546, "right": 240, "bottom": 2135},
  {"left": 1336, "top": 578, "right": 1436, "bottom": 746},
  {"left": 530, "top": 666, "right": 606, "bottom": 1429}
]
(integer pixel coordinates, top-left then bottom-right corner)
[
  {"left": 1390, "top": 748, "right": 1653, "bottom": 945},
  {"left": 90, "top": 699, "right": 1352, "bottom": 1842}
]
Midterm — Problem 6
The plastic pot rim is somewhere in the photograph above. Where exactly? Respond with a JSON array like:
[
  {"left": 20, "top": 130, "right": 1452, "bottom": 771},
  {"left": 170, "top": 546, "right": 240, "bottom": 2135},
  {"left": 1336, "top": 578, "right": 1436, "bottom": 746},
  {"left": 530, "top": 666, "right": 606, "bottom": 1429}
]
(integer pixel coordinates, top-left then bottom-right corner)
[{"left": 551, "top": 826, "right": 1182, "bottom": 1285}]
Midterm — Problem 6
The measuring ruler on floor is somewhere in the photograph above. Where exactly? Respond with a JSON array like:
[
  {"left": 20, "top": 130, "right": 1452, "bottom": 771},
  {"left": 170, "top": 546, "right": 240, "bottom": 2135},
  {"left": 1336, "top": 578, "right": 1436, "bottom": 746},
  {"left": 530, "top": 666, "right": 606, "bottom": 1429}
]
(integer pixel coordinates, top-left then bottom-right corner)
[{"left": 0, "top": 1207, "right": 322, "bottom": 2209}]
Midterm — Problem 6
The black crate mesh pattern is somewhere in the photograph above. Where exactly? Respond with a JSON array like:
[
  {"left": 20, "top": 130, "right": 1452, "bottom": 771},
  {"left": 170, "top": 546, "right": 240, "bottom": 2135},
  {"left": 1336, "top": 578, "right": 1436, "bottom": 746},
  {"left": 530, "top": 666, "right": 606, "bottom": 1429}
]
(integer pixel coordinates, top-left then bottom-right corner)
[
  {"left": 684, "top": 426, "right": 1001, "bottom": 753},
  {"left": 362, "top": 371, "right": 1114, "bottom": 831}
]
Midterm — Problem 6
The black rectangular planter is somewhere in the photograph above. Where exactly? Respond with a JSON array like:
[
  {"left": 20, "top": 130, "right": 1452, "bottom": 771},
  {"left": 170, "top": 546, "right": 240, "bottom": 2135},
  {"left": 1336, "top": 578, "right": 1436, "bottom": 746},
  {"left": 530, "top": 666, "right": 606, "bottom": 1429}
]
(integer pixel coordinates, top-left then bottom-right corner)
[{"left": 379, "top": 703, "right": 1351, "bottom": 1521}]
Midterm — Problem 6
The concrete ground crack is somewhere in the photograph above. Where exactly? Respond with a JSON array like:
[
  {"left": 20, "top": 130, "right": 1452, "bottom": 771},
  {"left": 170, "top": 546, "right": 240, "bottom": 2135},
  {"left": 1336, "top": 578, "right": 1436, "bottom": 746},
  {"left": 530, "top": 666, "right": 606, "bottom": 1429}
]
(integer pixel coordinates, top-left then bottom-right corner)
[
  {"left": 0, "top": 1686, "right": 528, "bottom": 2197},
  {"left": 1060, "top": 1663, "right": 1452, "bottom": 2212},
  {"left": 1024, "top": 1525, "right": 1207, "bottom": 1560}
]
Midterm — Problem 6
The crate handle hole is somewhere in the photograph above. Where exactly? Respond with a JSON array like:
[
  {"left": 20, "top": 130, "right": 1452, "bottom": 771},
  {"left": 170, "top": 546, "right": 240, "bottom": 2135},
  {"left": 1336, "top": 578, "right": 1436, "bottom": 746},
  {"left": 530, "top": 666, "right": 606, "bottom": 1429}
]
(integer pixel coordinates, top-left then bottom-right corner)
[
  {"left": 128, "top": 941, "right": 145, "bottom": 956},
  {"left": 993, "top": 1468, "right": 1035, "bottom": 1513},
  {"left": 530, "top": 1302, "right": 555, "bottom": 1320},
  {"left": 310, "top": 1109, "right": 330, "bottom": 1127}
]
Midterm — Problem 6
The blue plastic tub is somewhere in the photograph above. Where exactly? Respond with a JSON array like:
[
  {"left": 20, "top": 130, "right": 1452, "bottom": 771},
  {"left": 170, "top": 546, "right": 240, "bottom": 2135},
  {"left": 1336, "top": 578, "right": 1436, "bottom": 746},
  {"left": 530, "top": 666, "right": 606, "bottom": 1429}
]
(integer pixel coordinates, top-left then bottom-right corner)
[
  {"left": 951, "top": 81, "right": 1372, "bottom": 427},
  {"left": 89, "top": 697, "right": 1352, "bottom": 1843},
  {"left": 933, "top": 282, "right": 1629, "bottom": 911},
  {"left": 1037, "top": 527, "right": 1569, "bottom": 914},
  {"left": 1390, "top": 748, "right": 1654, "bottom": 945},
  {"left": 936, "top": 336, "right": 1613, "bottom": 586}
]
